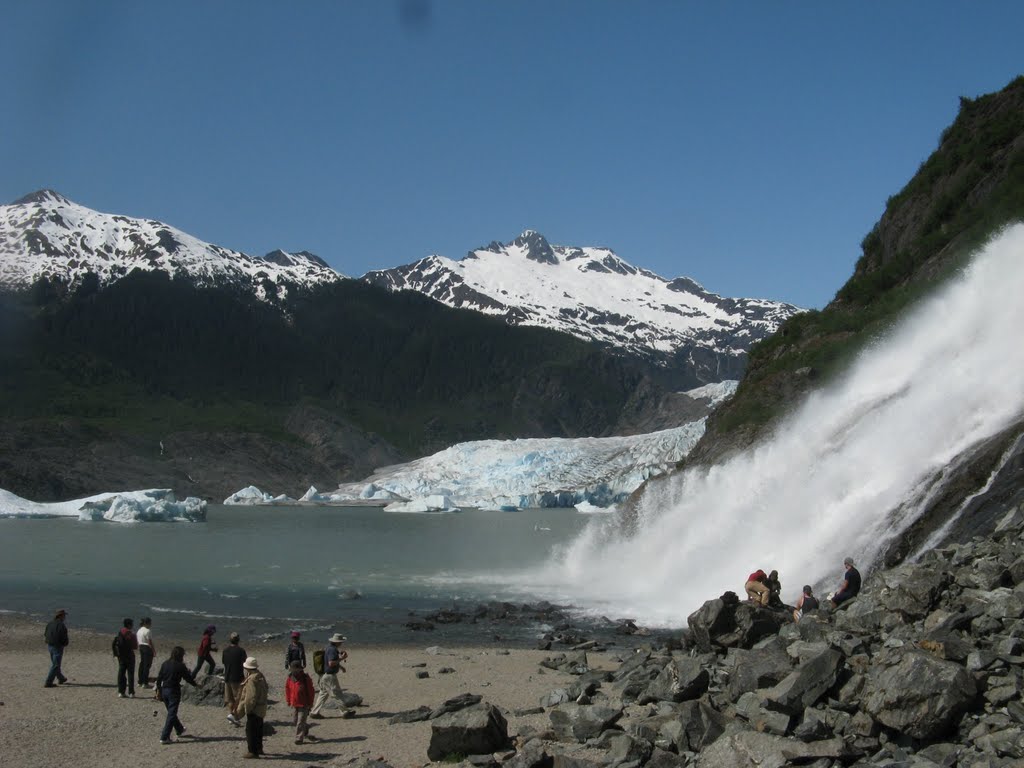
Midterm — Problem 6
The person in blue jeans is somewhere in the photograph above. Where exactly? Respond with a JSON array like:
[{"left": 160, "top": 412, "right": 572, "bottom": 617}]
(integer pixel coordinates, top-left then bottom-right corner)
[
  {"left": 44, "top": 608, "right": 70, "bottom": 687},
  {"left": 156, "top": 646, "right": 198, "bottom": 745}
]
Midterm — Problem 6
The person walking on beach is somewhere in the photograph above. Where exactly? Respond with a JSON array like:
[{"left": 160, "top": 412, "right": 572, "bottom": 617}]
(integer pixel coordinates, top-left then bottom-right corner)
[
  {"left": 285, "top": 630, "right": 306, "bottom": 670},
  {"left": 311, "top": 633, "right": 349, "bottom": 718},
  {"left": 137, "top": 617, "right": 156, "bottom": 689},
  {"left": 223, "top": 631, "right": 247, "bottom": 726},
  {"left": 237, "top": 656, "right": 269, "bottom": 758},
  {"left": 285, "top": 659, "right": 317, "bottom": 744},
  {"left": 113, "top": 617, "right": 139, "bottom": 698},
  {"left": 155, "top": 645, "right": 198, "bottom": 745},
  {"left": 191, "top": 624, "right": 218, "bottom": 678},
  {"left": 44, "top": 608, "right": 69, "bottom": 687}
]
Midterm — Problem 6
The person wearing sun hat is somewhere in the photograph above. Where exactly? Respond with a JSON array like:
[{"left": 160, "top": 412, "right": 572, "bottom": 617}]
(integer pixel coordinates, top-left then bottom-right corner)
[
  {"left": 237, "top": 656, "right": 268, "bottom": 758},
  {"left": 44, "top": 608, "right": 70, "bottom": 687},
  {"left": 310, "top": 633, "right": 349, "bottom": 718}
]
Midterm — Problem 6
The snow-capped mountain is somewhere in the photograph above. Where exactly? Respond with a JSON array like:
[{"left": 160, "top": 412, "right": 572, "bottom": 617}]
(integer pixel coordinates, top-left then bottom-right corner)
[
  {"left": 0, "top": 190, "right": 344, "bottom": 300},
  {"left": 364, "top": 230, "right": 803, "bottom": 375}
]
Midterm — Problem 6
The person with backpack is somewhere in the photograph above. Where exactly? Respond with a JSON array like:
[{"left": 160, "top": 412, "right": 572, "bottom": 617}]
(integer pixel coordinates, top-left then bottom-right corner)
[
  {"left": 285, "top": 659, "right": 317, "bottom": 744},
  {"left": 223, "top": 631, "right": 247, "bottom": 726},
  {"left": 136, "top": 617, "right": 156, "bottom": 689},
  {"left": 310, "top": 633, "right": 348, "bottom": 718},
  {"left": 237, "top": 656, "right": 269, "bottom": 758},
  {"left": 44, "top": 608, "right": 70, "bottom": 687},
  {"left": 285, "top": 630, "right": 306, "bottom": 670},
  {"left": 191, "top": 624, "right": 218, "bottom": 678},
  {"left": 113, "top": 617, "right": 139, "bottom": 698},
  {"left": 792, "top": 585, "right": 820, "bottom": 622},
  {"left": 156, "top": 646, "right": 198, "bottom": 745}
]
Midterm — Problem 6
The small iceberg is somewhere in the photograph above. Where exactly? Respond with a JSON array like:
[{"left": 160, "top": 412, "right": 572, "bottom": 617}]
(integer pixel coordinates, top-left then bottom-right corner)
[{"left": 0, "top": 488, "right": 207, "bottom": 523}]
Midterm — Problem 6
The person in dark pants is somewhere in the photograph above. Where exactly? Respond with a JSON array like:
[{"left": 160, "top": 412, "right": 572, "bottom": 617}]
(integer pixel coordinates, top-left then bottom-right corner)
[
  {"left": 237, "top": 656, "right": 269, "bottom": 758},
  {"left": 156, "top": 645, "right": 198, "bottom": 745},
  {"left": 222, "top": 631, "right": 247, "bottom": 726},
  {"left": 136, "top": 617, "right": 156, "bottom": 689},
  {"left": 44, "top": 608, "right": 70, "bottom": 687},
  {"left": 113, "top": 617, "right": 138, "bottom": 698},
  {"left": 191, "top": 624, "right": 218, "bottom": 678},
  {"left": 831, "top": 556, "right": 863, "bottom": 608}
]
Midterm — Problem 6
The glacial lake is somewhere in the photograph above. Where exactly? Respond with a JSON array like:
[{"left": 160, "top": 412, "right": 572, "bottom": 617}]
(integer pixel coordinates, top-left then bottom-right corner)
[{"left": 0, "top": 504, "right": 595, "bottom": 646}]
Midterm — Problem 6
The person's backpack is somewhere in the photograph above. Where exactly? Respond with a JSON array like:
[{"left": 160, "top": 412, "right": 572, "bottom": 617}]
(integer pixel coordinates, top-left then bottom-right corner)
[
  {"left": 313, "top": 649, "right": 325, "bottom": 675},
  {"left": 112, "top": 632, "right": 124, "bottom": 657}
]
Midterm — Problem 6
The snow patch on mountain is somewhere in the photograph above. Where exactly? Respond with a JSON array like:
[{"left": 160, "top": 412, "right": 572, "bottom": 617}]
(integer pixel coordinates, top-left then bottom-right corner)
[
  {"left": 364, "top": 231, "right": 802, "bottom": 368},
  {"left": 0, "top": 190, "right": 345, "bottom": 295}
]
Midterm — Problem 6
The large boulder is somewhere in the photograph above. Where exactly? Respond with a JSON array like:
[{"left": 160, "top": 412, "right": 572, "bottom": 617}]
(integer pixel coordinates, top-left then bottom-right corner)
[
  {"left": 725, "top": 647, "right": 793, "bottom": 702},
  {"left": 639, "top": 657, "right": 710, "bottom": 704},
  {"left": 180, "top": 674, "right": 223, "bottom": 706},
  {"left": 548, "top": 703, "right": 623, "bottom": 743},
  {"left": 687, "top": 593, "right": 787, "bottom": 651},
  {"left": 427, "top": 703, "right": 509, "bottom": 761},
  {"left": 861, "top": 649, "right": 978, "bottom": 740},
  {"left": 695, "top": 730, "right": 845, "bottom": 768},
  {"left": 874, "top": 563, "right": 951, "bottom": 620},
  {"left": 763, "top": 648, "right": 843, "bottom": 715}
]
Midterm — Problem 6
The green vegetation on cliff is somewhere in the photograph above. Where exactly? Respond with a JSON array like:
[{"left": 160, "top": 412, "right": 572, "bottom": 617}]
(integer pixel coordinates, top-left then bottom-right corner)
[{"left": 692, "top": 75, "right": 1024, "bottom": 461}]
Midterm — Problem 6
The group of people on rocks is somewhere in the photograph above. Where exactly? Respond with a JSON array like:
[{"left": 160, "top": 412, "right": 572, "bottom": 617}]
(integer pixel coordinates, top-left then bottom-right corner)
[
  {"left": 42, "top": 609, "right": 352, "bottom": 760},
  {"left": 744, "top": 555, "right": 862, "bottom": 620}
]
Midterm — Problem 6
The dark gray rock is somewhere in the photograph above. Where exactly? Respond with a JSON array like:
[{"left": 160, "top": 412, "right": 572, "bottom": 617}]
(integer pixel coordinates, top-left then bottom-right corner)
[
  {"left": 427, "top": 703, "right": 509, "bottom": 761},
  {"left": 861, "top": 649, "right": 978, "bottom": 740},
  {"left": 180, "top": 674, "right": 223, "bottom": 706},
  {"left": 763, "top": 648, "right": 843, "bottom": 715},
  {"left": 875, "top": 563, "right": 952, "bottom": 620},
  {"left": 388, "top": 705, "right": 433, "bottom": 724},
  {"left": 549, "top": 704, "right": 624, "bottom": 743},
  {"left": 694, "top": 730, "right": 844, "bottom": 768},
  {"left": 501, "top": 739, "right": 552, "bottom": 768},
  {"left": 639, "top": 657, "right": 710, "bottom": 704},
  {"left": 644, "top": 747, "right": 688, "bottom": 768},
  {"left": 725, "top": 647, "right": 793, "bottom": 702}
]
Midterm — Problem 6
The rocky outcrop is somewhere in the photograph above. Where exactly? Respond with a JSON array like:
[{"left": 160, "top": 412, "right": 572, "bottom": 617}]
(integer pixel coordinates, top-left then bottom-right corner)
[{"left": 431, "top": 511, "right": 1024, "bottom": 768}]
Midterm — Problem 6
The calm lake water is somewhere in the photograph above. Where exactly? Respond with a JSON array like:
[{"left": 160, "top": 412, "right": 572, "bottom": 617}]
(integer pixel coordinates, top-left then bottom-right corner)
[{"left": 0, "top": 504, "right": 594, "bottom": 646}]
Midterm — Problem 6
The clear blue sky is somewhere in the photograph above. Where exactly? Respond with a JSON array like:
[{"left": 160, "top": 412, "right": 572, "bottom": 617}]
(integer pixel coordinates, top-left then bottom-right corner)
[{"left": 3, "top": 1, "right": 1022, "bottom": 308}]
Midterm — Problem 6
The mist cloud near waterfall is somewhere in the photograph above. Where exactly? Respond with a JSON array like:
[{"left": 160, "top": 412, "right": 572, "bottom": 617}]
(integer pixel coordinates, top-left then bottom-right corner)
[{"left": 540, "top": 224, "right": 1024, "bottom": 625}]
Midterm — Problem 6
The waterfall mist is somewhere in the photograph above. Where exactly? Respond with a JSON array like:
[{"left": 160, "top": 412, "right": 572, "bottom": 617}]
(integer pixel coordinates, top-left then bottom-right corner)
[{"left": 541, "top": 224, "right": 1024, "bottom": 625}]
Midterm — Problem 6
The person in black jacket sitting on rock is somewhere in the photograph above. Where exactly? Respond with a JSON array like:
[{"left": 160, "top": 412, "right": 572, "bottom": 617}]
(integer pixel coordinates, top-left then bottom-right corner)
[{"left": 831, "top": 556, "right": 862, "bottom": 608}]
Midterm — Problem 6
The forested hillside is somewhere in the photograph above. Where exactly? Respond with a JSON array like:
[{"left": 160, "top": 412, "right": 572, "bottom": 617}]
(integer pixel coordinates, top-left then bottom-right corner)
[{"left": 0, "top": 270, "right": 674, "bottom": 500}]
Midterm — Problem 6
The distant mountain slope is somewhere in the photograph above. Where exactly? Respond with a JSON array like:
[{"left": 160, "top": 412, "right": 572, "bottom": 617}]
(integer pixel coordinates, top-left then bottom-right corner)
[
  {"left": 364, "top": 230, "right": 802, "bottom": 384},
  {"left": 0, "top": 190, "right": 343, "bottom": 300}
]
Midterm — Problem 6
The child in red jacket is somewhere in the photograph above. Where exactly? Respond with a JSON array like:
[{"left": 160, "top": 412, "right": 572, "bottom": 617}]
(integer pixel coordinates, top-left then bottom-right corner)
[{"left": 285, "top": 660, "right": 316, "bottom": 744}]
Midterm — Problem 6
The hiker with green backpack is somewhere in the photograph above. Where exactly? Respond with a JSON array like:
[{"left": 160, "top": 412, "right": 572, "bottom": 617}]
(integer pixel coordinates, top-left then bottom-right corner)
[{"left": 310, "top": 633, "right": 348, "bottom": 718}]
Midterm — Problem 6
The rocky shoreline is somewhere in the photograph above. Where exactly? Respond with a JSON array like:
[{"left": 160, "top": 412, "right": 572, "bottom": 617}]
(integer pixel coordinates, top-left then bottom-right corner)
[{"left": 404, "top": 508, "right": 1024, "bottom": 767}]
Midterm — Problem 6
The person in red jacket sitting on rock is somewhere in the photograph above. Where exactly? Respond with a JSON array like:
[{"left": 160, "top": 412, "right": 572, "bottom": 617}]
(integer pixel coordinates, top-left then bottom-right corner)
[
  {"left": 285, "top": 659, "right": 317, "bottom": 745},
  {"left": 745, "top": 568, "right": 770, "bottom": 607}
]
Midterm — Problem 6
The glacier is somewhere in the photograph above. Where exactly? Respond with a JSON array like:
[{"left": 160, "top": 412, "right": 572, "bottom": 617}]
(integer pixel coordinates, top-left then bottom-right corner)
[
  {"left": 232, "top": 398, "right": 726, "bottom": 511},
  {"left": 0, "top": 488, "right": 207, "bottom": 523}
]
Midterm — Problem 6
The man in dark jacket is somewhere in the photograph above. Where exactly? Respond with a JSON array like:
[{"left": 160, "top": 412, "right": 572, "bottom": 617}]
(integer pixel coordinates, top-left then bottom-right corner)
[
  {"left": 44, "top": 608, "right": 70, "bottom": 687},
  {"left": 222, "top": 631, "right": 247, "bottom": 726},
  {"left": 113, "top": 617, "right": 139, "bottom": 698},
  {"left": 831, "top": 556, "right": 863, "bottom": 608}
]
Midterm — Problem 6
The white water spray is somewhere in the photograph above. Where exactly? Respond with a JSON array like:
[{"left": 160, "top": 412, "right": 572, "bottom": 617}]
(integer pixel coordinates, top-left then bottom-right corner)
[{"left": 541, "top": 225, "right": 1024, "bottom": 625}]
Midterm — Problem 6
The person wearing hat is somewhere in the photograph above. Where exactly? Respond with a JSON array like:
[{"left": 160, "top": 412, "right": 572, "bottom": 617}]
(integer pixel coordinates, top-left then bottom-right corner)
[
  {"left": 792, "top": 585, "right": 820, "bottom": 622},
  {"left": 830, "top": 557, "right": 863, "bottom": 608},
  {"left": 222, "top": 631, "right": 247, "bottom": 726},
  {"left": 285, "top": 630, "right": 306, "bottom": 670},
  {"left": 44, "top": 608, "right": 70, "bottom": 687},
  {"left": 310, "top": 633, "right": 349, "bottom": 718},
  {"left": 285, "top": 659, "right": 316, "bottom": 744},
  {"left": 191, "top": 624, "right": 218, "bottom": 679},
  {"left": 237, "top": 656, "right": 269, "bottom": 758}
]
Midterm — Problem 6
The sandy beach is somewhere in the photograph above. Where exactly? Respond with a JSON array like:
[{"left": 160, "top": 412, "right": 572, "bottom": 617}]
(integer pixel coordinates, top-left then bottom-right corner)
[{"left": 1, "top": 614, "right": 620, "bottom": 768}]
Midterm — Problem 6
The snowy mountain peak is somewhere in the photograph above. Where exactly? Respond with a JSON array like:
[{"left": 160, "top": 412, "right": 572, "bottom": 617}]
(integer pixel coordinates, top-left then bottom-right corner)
[
  {"left": 12, "top": 189, "right": 72, "bottom": 206},
  {"left": 364, "top": 233, "right": 804, "bottom": 384},
  {"left": 0, "top": 192, "right": 345, "bottom": 297}
]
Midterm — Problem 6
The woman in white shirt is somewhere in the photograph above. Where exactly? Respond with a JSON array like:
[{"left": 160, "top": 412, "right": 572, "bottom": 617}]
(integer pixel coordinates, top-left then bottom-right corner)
[{"left": 137, "top": 617, "right": 156, "bottom": 689}]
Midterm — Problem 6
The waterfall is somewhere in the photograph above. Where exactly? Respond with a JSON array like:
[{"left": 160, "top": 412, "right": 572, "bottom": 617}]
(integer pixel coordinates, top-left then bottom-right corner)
[{"left": 541, "top": 224, "right": 1024, "bottom": 625}]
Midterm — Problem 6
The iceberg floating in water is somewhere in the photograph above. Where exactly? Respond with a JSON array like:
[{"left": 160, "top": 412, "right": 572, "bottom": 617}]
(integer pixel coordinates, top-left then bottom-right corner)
[
  {"left": 0, "top": 488, "right": 207, "bottom": 523},
  {"left": 224, "top": 486, "right": 294, "bottom": 505}
]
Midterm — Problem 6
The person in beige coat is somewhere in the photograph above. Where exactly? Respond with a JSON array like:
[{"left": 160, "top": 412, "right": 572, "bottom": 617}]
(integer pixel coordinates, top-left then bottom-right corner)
[{"left": 236, "top": 656, "right": 269, "bottom": 758}]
